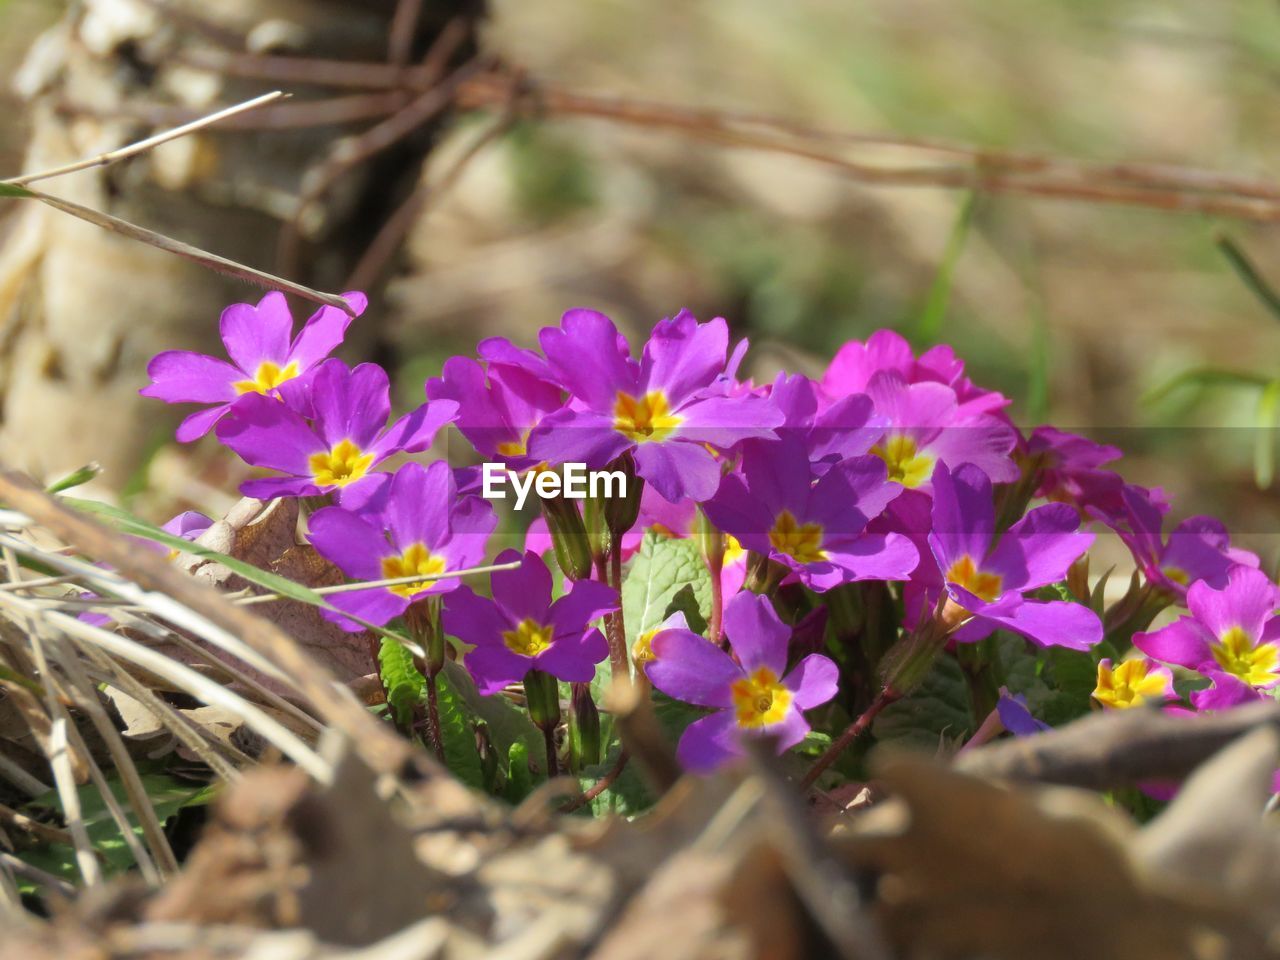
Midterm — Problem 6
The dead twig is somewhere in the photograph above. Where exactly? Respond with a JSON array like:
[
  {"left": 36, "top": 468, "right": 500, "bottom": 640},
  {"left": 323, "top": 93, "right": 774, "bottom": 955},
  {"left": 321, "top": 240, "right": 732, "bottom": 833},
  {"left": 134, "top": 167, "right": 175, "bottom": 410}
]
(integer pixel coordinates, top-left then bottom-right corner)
[{"left": 955, "top": 700, "right": 1280, "bottom": 788}]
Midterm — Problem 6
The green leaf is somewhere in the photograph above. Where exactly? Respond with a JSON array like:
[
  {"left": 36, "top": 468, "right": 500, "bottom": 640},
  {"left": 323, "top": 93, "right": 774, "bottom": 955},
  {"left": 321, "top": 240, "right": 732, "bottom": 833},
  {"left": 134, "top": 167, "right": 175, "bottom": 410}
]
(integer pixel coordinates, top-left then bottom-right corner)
[
  {"left": 663, "top": 583, "right": 708, "bottom": 636},
  {"left": 872, "top": 652, "right": 974, "bottom": 751},
  {"left": 1142, "top": 367, "right": 1269, "bottom": 406},
  {"left": 998, "top": 634, "right": 1098, "bottom": 727},
  {"left": 46, "top": 463, "right": 101, "bottom": 494},
  {"left": 504, "top": 742, "right": 534, "bottom": 803},
  {"left": 574, "top": 694, "right": 705, "bottom": 817},
  {"left": 18, "top": 769, "right": 211, "bottom": 888},
  {"left": 622, "top": 532, "right": 713, "bottom": 647},
  {"left": 917, "top": 190, "right": 977, "bottom": 342},
  {"left": 436, "top": 670, "right": 484, "bottom": 790},
  {"left": 378, "top": 637, "right": 425, "bottom": 728},
  {"left": 1216, "top": 231, "right": 1280, "bottom": 325},
  {"left": 0, "top": 182, "right": 34, "bottom": 199},
  {"left": 440, "top": 661, "right": 542, "bottom": 770}
]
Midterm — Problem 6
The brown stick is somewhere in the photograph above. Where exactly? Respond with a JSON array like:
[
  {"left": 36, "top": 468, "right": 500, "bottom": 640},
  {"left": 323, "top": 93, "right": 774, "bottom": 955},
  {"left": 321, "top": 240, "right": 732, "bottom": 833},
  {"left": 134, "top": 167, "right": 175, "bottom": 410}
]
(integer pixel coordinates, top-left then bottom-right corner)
[{"left": 955, "top": 700, "right": 1280, "bottom": 789}]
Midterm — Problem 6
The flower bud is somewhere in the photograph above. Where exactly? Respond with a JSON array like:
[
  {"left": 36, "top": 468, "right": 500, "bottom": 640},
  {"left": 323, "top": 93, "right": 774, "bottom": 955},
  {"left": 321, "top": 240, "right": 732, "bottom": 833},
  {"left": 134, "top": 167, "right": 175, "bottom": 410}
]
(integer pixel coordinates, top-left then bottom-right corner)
[
  {"left": 566, "top": 682, "right": 601, "bottom": 771},
  {"left": 523, "top": 669, "right": 562, "bottom": 731},
  {"left": 603, "top": 452, "right": 643, "bottom": 539},
  {"left": 540, "top": 494, "right": 594, "bottom": 581}
]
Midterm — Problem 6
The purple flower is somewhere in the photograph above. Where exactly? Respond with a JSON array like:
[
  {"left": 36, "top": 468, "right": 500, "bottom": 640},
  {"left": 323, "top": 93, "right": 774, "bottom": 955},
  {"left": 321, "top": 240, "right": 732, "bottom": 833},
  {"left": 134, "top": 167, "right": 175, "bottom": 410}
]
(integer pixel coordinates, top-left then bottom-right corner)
[
  {"left": 821, "top": 329, "right": 1008, "bottom": 417},
  {"left": 306, "top": 462, "right": 496, "bottom": 631},
  {"left": 647, "top": 592, "right": 838, "bottom": 773},
  {"left": 1093, "top": 484, "right": 1257, "bottom": 596},
  {"left": 768, "top": 372, "right": 886, "bottom": 473},
  {"left": 215, "top": 359, "right": 457, "bottom": 504},
  {"left": 141, "top": 291, "right": 366, "bottom": 441},
  {"left": 704, "top": 434, "right": 918, "bottom": 591},
  {"left": 860, "top": 371, "right": 1019, "bottom": 492},
  {"left": 443, "top": 550, "right": 617, "bottom": 695},
  {"left": 1025, "top": 426, "right": 1127, "bottom": 515},
  {"left": 1134, "top": 565, "right": 1280, "bottom": 707},
  {"left": 526, "top": 309, "right": 783, "bottom": 502},
  {"left": 995, "top": 688, "right": 1050, "bottom": 737},
  {"left": 926, "top": 462, "right": 1101, "bottom": 650},
  {"left": 426, "top": 355, "right": 565, "bottom": 472}
]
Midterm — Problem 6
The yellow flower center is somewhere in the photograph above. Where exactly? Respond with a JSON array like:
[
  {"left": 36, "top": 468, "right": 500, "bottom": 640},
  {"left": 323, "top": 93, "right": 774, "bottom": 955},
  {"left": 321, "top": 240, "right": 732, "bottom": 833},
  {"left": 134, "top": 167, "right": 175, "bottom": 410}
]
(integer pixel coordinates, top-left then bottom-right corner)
[
  {"left": 632, "top": 626, "right": 661, "bottom": 666},
  {"left": 724, "top": 534, "right": 745, "bottom": 565},
  {"left": 944, "top": 554, "right": 1004, "bottom": 602},
  {"left": 233, "top": 360, "right": 300, "bottom": 395},
  {"left": 502, "top": 618, "right": 555, "bottom": 658},
  {"left": 1161, "top": 566, "right": 1189, "bottom": 587},
  {"left": 308, "top": 438, "right": 375, "bottom": 488},
  {"left": 730, "top": 667, "right": 793, "bottom": 728},
  {"left": 496, "top": 430, "right": 531, "bottom": 458},
  {"left": 1211, "top": 626, "right": 1280, "bottom": 687},
  {"left": 379, "top": 543, "right": 447, "bottom": 598},
  {"left": 768, "top": 510, "right": 827, "bottom": 564},
  {"left": 613, "top": 390, "right": 682, "bottom": 443},
  {"left": 1092, "top": 659, "right": 1168, "bottom": 710},
  {"left": 871, "top": 434, "right": 936, "bottom": 488}
]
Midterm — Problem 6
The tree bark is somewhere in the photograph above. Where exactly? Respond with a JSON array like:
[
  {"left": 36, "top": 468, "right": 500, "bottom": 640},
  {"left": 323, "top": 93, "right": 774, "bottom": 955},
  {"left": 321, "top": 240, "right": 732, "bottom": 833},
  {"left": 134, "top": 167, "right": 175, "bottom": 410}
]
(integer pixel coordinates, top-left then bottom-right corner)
[{"left": 0, "top": 0, "right": 482, "bottom": 491}]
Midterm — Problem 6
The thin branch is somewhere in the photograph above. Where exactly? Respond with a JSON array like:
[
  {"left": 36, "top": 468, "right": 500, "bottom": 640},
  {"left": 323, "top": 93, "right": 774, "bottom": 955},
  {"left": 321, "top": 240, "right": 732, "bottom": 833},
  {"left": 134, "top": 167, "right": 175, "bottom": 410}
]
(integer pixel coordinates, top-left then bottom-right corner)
[{"left": 4, "top": 91, "right": 289, "bottom": 187}]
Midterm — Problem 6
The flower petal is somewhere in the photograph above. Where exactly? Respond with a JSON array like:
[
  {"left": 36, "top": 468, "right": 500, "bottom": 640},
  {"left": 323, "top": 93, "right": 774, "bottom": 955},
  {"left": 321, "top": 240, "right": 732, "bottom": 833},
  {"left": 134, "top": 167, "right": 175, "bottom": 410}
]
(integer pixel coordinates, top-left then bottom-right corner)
[
  {"left": 632, "top": 439, "right": 722, "bottom": 503},
  {"left": 175, "top": 404, "right": 230, "bottom": 442},
  {"left": 490, "top": 550, "right": 553, "bottom": 624},
  {"left": 540, "top": 309, "right": 637, "bottom": 409},
  {"left": 648, "top": 630, "right": 739, "bottom": 708},
  {"left": 307, "top": 507, "right": 389, "bottom": 580},
  {"left": 722, "top": 592, "right": 790, "bottom": 676},
  {"left": 321, "top": 587, "right": 408, "bottom": 632},
  {"left": 986, "top": 502, "right": 1091, "bottom": 592},
  {"left": 1133, "top": 617, "right": 1215, "bottom": 671},
  {"left": 533, "top": 627, "right": 609, "bottom": 683},
  {"left": 783, "top": 654, "right": 839, "bottom": 710},
  {"left": 219, "top": 292, "right": 293, "bottom": 370},
  {"left": 286, "top": 292, "right": 363, "bottom": 369},
  {"left": 928, "top": 461, "right": 995, "bottom": 573},
  {"left": 1187, "top": 564, "right": 1279, "bottom": 643},
  {"left": 140, "top": 351, "right": 242, "bottom": 403},
  {"left": 639, "top": 311, "right": 727, "bottom": 403},
  {"left": 676, "top": 711, "right": 740, "bottom": 773},
  {"left": 549, "top": 579, "right": 619, "bottom": 638},
  {"left": 974, "top": 597, "right": 1102, "bottom": 651},
  {"left": 215, "top": 393, "right": 323, "bottom": 474}
]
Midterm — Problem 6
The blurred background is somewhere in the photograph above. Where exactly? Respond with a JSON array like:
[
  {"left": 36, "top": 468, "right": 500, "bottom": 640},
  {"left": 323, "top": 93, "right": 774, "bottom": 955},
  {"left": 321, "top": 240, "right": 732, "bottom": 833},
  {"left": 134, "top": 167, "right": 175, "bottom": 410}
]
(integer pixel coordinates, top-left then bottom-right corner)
[{"left": 3, "top": 0, "right": 1280, "bottom": 559}]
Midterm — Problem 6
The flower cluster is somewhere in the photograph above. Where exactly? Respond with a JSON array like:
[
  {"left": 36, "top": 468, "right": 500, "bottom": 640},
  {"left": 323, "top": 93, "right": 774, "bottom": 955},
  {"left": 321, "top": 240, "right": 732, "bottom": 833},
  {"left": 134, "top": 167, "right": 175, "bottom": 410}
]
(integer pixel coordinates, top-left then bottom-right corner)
[{"left": 138, "top": 294, "right": 1268, "bottom": 800}]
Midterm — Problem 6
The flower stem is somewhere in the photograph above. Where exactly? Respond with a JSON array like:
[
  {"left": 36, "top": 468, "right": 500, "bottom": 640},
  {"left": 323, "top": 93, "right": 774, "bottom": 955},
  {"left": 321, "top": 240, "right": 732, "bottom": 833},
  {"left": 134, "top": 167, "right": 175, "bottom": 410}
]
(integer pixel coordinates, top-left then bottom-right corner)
[
  {"left": 560, "top": 749, "right": 629, "bottom": 813},
  {"left": 599, "top": 539, "right": 630, "bottom": 682},
  {"left": 542, "top": 724, "right": 560, "bottom": 779},
  {"left": 799, "top": 688, "right": 899, "bottom": 791},
  {"left": 422, "top": 672, "right": 446, "bottom": 765}
]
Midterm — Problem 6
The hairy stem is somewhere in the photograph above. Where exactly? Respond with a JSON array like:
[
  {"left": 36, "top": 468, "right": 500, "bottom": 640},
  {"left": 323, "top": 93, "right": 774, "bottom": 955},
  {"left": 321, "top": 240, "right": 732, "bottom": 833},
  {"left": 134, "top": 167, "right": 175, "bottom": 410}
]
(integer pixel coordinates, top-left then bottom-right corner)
[{"left": 800, "top": 688, "right": 899, "bottom": 791}]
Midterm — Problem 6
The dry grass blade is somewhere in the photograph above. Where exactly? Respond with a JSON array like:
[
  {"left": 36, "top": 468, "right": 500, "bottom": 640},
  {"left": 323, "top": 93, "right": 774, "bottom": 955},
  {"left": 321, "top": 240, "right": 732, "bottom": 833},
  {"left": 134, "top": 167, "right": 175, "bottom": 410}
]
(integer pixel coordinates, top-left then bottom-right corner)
[
  {"left": 4, "top": 91, "right": 288, "bottom": 187},
  {"left": 46, "top": 718, "right": 100, "bottom": 886},
  {"left": 47, "top": 610, "right": 331, "bottom": 782},
  {"left": 0, "top": 471, "right": 424, "bottom": 783}
]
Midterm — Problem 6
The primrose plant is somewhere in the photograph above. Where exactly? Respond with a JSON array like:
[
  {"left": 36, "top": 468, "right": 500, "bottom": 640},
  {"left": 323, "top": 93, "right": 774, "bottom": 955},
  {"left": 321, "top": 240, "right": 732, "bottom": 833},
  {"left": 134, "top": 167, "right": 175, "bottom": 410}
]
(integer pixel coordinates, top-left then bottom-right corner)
[{"left": 135, "top": 292, "right": 1265, "bottom": 813}]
